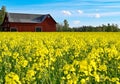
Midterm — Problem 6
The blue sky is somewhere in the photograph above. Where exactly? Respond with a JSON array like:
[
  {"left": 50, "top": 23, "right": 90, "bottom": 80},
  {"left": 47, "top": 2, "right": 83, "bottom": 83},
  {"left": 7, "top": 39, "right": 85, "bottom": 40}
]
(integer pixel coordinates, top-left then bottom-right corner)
[{"left": 0, "top": 0, "right": 120, "bottom": 27}]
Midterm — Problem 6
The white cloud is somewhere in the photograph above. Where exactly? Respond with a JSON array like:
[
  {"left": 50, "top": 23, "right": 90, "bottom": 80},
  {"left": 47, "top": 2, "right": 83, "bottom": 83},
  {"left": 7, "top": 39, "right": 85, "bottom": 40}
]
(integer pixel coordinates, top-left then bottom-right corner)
[
  {"left": 95, "top": 13, "right": 101, "bottom": 18},
  {"left": 77, "top": 10, "right": 83, "bottom": 14},
  {"left": 73, "top": 20, "right": 81, "bottom": 25},
  {"left": 101, "top": 12, "right": 120, "bottom": 16},
  {"left": 86, "top": 11, "right": 120, "bottom": 18},
  {"left": 62, "top": 10, "right": 72, "bottom": 16}
]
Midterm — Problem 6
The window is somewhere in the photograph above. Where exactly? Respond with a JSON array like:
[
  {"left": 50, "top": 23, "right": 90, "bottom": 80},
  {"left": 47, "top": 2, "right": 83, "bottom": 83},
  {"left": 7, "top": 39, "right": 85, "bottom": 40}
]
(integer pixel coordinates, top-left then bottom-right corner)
[
  {"left": 35, "top": 27, "right": 42, "bottom": 32},
  {"left": 10, "top": 28, "right": 17, "bottom": 32}
]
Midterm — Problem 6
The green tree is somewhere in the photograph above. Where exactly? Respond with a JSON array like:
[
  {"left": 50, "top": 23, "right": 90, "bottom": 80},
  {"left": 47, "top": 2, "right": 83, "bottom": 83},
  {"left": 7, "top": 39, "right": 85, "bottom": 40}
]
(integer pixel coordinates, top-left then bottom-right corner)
[
  {"left": 106, "top": 23, "right": 113, "bottom": 32},
  {"left": 0, "top": 6, "right": 6, "bottom": 24},
  {"left": 63, "top": 19, "right": 69, "bottom": 31},
  {"left": 101, "top": 24, "right": 106, "bottom": 32},
  {"left": 0, "top": 6, "right": 6, "bottom": 31}
]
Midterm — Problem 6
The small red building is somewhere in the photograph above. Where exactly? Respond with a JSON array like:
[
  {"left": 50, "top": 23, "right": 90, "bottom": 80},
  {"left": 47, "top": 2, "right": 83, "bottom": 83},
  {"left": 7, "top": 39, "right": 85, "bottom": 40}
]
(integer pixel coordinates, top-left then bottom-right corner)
[{"left": 1, "top": 12, "right": 57, "bottom": 32}]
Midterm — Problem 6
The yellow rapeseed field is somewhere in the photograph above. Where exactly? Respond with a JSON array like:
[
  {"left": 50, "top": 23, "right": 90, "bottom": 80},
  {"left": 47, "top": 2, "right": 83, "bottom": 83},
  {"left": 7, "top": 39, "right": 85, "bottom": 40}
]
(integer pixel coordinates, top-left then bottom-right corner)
[{"left": 0, "top": 32, "right": 120, "bottom": 84}]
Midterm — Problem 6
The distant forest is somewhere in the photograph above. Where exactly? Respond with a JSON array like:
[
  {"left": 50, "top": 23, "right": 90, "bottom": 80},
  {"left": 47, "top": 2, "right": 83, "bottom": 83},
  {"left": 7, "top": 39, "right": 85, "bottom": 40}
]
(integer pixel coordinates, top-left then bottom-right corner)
[{"left": 57, "top": 19, "right": 120, "bottom": 32}]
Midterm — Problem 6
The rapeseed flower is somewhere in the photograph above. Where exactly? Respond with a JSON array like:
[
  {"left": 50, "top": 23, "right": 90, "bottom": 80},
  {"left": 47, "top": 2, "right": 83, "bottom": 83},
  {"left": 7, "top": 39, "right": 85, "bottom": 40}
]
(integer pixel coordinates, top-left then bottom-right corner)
[
  {"left": 0, "top": 32, "right": 120, "bottom": 84},
  {"left": 5, "top": 72, "right": 21, "bottom": 84}
]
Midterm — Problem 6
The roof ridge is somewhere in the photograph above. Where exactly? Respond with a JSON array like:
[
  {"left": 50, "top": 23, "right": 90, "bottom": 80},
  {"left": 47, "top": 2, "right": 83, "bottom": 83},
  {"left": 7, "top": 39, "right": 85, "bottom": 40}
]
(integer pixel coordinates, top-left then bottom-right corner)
[{"left": 7, "top": 12, "right": 49, "bottom": 16}]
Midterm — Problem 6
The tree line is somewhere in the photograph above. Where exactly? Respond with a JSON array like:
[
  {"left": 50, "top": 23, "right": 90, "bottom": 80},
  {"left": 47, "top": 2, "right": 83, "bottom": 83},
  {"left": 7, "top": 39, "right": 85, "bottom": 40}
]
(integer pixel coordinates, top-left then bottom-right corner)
[{"left": 57, "top": 20, "right": 120, "bottom": 32}]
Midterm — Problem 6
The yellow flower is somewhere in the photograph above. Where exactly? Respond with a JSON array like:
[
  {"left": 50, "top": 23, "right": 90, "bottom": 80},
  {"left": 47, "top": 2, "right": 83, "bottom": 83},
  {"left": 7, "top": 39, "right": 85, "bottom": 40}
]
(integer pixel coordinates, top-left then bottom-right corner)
[
  {"left": 51, "top": 66, "right": 54, "bottom": 70},
  {"left": 64, "top": 70, "right": 68, "bottom": 75},
  {"left": 67, "top": 80, "right": 73, "bottom": 84},
  {"left": 80, "top": 79, "right": 86, "bottom": 84},
  {"left": 111, "top": 77, "right": 119, "bottom": 82},
  {"left": 79, "top": 60, "right": 88, "bottom": 71},
  {"left": 26, "top": 69, "right": 36, "bottom": 77},
  {"left": 1, "top": 32, "right": 120, "bottom": 84},
  {"left": 116, "top": 81, "right": 120, "bottom": 84},
  {"left": 62, "top": 77, "right": 66, "bottom": 80},
  {"left": 22, "top": 60, "right": 28, "bottom": 67},
  {"left": 66, "top": 74, "right": 71, "bottom": 80},
  {"left": 99, "top": 64, "right": 107, "bottom": 72},
  {"left": 5, "top": 72, "right": 21, "bottom": 84},
  {"left": 63, "top": 64, "right": 70, "bottom": 71},
  {"left": 95, "top": 74, "right": 100, "bottom": 82},
  {"left": 70, "top": 66, "right": 75, "bottom": 72},
  {"left": 0, "top": 57, "right": 2, "bottom": 63},
  {"left": 13, "top": 52, "right": 19, "bottom": 59}
]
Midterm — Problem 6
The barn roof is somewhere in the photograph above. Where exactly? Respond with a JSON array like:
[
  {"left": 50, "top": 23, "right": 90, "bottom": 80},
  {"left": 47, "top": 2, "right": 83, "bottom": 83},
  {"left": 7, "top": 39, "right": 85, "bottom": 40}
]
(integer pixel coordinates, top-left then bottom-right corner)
[{"left": 7, "top": 12, "right": 56, "bottom": 23}]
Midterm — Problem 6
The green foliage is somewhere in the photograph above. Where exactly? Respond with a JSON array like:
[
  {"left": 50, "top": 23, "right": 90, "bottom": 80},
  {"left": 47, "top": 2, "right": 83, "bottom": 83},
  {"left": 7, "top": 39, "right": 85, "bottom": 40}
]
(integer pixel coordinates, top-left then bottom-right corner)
[
  {"left": 76, "top": 24, "right": 119, "bottom": 32},
  {"left": 63, "top": 19, "right": 69, "bottom": 31},
  {"left": 0, "top": 6, "right": 6, "bottom": 24},
  {"left": 57, "top": 19, "right": 71, "bottom": 32},
  {"left": 0, "top": 6, "right": 6, "bottom": 31}
]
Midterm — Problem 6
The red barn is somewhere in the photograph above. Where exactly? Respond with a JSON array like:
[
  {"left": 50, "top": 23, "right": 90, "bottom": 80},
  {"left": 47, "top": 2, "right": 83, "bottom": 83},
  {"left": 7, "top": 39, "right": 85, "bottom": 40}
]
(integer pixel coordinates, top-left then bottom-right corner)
[{"left": 1, "top": 12, "right": 57, "bottom": 32}]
